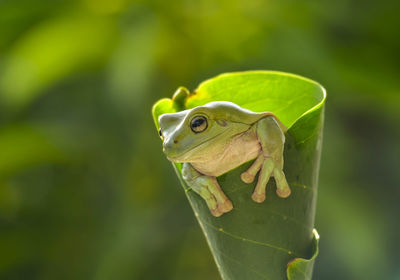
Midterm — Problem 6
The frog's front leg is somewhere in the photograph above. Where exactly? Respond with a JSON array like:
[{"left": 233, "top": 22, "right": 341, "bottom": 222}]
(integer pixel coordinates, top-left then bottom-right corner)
[
  {"left": 182, "top": 163, "right": 233, "bottom": 217},
  {"left": 241, "top": 116, "right": 291, "bottom": 203}
]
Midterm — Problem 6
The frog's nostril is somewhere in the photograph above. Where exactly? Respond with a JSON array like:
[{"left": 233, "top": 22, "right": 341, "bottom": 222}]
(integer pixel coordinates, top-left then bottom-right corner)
[{"left": 173, "top": 139, "right": 178, "bottom": 144}]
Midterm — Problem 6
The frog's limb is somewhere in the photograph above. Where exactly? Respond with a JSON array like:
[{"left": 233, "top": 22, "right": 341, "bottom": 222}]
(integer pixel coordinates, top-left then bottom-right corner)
[
  {"left": 252, "top": 157, "right": 275, "bottom": 202},
  {"left": 182, "top": 163, "right": 233, "bottom": 217},
  {"left": 182, "top": 163, "right": 219, "bottom": 215},
  {"left": 240, "top": 154, "right": 264, "bottom": 183},
  {"left": 252, "top": 116, "right": 291, "bottom": 202},
  {"left": 202, "top": 176, "right": 233, "bottom": 214},
  {"left": 274, "top": 168, "right": 291, "bottom": 197}
]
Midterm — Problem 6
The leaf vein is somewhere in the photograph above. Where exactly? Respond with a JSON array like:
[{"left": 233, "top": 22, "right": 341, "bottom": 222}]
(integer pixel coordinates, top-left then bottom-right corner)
[{"left": 200, "top": 219, "right": 300, "bottom": 256}]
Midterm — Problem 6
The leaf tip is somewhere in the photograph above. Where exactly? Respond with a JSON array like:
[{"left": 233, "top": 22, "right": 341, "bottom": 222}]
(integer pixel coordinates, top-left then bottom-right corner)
[{"left": 286, "top": 229, "right": 320, "bottom": 280}]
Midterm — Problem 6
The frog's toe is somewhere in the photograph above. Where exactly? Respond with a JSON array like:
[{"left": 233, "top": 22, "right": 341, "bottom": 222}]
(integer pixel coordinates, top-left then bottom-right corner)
[
  {"left": 218, "top": 199, "right": 233, "bottom": 213},
  {"left": 241, "top": 172, "right": 255, "bottom": 184},
  {"left": 210, "top": 207, "right": 223, "bottom": 217},
  {"left": 252, "top": 192, "right": 266, "bottom": 203},
  {"left": 276, "top": 187, "right": 291, "bottom": 198}
]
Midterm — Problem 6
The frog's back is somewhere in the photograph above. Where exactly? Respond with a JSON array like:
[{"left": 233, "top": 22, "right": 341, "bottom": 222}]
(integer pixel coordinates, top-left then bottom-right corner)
[{"left": 195, "top": 101, "right": 287, "bottom": 132}]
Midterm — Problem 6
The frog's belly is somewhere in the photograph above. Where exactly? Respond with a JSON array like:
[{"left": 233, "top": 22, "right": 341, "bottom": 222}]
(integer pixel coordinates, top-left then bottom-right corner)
[{"left": 191, "top": 132, "right": 261, "bottom": 177}]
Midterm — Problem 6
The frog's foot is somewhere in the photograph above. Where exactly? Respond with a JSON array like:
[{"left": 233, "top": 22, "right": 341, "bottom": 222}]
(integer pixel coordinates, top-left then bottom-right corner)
[
  {"left": 251, "top": 157, "right": 274, "bottom": 203},
  {"left": 217, "top": 198, "right": 233, "bottom": 213},
  {"left": 204, "top": 177, "right": 233, "bottom": 216},
  {"left": 273, "top": 168, "right": 291, "bottom": 198},
  {"left": 241, "top": 172, "right": 256, "bottom": 184},
  {"left": 251, "top": 192, "right": 266, "bottom": 203},
  {"left": 182, "top": 164, "right": 233, "bottom": 217},
  {"left": 210, "top": 199, "right": 232, "bottom": 217},
  {"left": 241, "top": 155, "right": 264, "bottom": 184},
  {"left": 197, "top": 187, "right": 221, "bottom": 217},
  {"left": 276, "top": 188, "right": 291, "bottom": 198},
  {"left": 210, "top": 207, "right": 223, "bottom": 217}
]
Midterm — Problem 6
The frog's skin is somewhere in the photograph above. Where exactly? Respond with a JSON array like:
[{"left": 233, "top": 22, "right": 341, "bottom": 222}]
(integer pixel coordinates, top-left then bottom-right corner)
[{"left": 158, "top": 101, "right": 291, "bottom": 217}]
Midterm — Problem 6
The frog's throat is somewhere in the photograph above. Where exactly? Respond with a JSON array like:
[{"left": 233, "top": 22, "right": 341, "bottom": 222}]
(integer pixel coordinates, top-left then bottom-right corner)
[{"left": 166, "top": 130, "right": 231, "bottom": 163}]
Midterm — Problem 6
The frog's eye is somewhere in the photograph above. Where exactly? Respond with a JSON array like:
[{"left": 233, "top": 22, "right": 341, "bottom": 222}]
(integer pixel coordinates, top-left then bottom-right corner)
[
  {"left": 190, "top": 116, "right": 208, "bottom": 133},
  {"left": 158, "top": 128, "right": 164, "bottom": 140}
]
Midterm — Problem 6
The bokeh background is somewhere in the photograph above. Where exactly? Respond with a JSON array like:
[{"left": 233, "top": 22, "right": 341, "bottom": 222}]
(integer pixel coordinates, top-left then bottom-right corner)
[{"left": 0, "top": 0, "right": 399, "bottom": 279}]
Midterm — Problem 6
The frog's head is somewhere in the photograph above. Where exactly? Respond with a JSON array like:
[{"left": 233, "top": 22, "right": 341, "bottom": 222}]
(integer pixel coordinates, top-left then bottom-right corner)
[{"left": 158, "top": 101, "right": 265, "bottom": 162}]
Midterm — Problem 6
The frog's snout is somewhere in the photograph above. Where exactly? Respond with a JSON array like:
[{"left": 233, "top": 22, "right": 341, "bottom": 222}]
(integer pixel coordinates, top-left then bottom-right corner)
[{"left": 162, "top": 137, "right": 179, "bottom": 155}]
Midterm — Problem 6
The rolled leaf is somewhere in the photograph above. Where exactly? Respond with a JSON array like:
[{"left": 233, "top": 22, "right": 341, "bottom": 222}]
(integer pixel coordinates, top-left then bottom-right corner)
[{"left": 152, "top": 71, "right": 325, "bottom": 280}]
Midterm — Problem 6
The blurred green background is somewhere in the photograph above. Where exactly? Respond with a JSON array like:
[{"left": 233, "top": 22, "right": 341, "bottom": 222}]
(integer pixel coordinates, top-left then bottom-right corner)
[{"left": 0, "top": 0, "right": 399, "bottom": 279}]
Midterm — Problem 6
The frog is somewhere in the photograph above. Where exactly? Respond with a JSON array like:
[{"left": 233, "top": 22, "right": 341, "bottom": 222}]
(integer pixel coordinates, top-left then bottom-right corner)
[{"left": 158, "top": 98, "right": 291, "bottom": 217}]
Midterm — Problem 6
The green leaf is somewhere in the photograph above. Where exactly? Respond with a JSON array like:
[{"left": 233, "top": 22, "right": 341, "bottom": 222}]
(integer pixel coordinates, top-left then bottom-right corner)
[
  {"left": 152, "top": 71, "right": 325, "bottom": 280},
  {"left": 287, "top": 229, "right": 320, "bottom": 280}
]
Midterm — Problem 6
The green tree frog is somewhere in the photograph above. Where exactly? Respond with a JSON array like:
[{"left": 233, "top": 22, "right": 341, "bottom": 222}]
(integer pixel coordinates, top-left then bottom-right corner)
[{"left": 158, "top": 100, "right": 291, "bottom": 217}]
